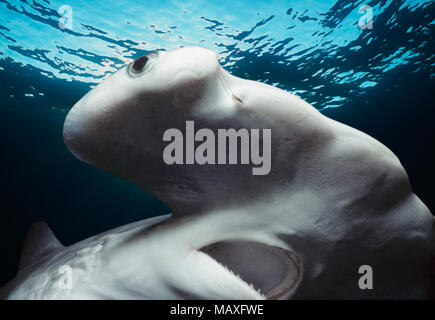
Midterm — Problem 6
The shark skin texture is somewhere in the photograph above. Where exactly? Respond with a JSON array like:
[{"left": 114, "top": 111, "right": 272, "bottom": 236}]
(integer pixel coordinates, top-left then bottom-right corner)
[{"left": 1, "top": 47, "right": 434, "bottom": 300}]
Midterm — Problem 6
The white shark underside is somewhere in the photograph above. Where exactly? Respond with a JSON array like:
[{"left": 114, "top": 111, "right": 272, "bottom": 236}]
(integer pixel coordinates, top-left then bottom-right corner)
[{"left": 2, "top": 47, "right": 434, "bottom": 299}]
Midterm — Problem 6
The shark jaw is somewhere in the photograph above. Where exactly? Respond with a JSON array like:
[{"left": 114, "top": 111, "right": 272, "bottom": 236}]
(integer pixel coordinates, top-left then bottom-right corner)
[
  {"left": 126, "top": 208, "right": 304, "bottom": 300},
  {"left": 197, "top": 240, "right": 302, "bottom": 300}
]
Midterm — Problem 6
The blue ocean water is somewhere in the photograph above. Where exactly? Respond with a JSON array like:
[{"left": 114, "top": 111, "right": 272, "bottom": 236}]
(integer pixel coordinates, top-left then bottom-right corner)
[{"left": 0, "top": 0, "right": 434, "bottom": 284}]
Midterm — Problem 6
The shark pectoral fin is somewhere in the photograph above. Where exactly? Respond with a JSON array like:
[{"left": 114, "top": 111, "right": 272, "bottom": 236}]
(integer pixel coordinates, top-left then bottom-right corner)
[{"left": 19, "top": 221, "right": 63, "bottom": 270}]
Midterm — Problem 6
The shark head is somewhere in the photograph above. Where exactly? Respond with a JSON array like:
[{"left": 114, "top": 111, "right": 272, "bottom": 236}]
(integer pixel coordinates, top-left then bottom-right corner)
[
  {"left": 63, "top": 46, "right": 321, "bottom": 214},
  {"left": 62, "top": 46, "right": 435, "bottom": 299}
]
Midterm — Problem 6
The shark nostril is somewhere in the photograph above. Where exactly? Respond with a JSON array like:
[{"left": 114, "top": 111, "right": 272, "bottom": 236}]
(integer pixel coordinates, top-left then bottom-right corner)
[{"left": 233, "top": 94, "right": 243, "bottom": 104}]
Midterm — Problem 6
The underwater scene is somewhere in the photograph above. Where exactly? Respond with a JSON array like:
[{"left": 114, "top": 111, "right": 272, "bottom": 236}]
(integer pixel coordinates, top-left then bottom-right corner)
[{"left": 0, "top": 0, "right": 434, "bottom": 287}]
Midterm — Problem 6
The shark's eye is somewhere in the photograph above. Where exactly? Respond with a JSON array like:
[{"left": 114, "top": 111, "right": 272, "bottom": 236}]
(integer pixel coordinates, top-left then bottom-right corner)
[{"left": 128, "top": 51, "right": 158, "bottom": 77}]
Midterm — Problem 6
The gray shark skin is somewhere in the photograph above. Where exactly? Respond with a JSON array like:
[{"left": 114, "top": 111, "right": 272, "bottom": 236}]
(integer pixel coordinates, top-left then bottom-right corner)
[{"left": 2, "top": 47, "right": 434, "bottom": 300}]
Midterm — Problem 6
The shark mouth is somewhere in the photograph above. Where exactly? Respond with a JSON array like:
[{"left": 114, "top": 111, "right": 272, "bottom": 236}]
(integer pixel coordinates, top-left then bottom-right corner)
[{"left": 200, "top": 240, "right": 302, "bottom": 299}]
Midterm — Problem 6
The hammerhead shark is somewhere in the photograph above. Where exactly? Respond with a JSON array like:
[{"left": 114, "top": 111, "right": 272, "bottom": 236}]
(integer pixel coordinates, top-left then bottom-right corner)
[{"left": 1, "top": 47, "right": 434, "bottom": 299}]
